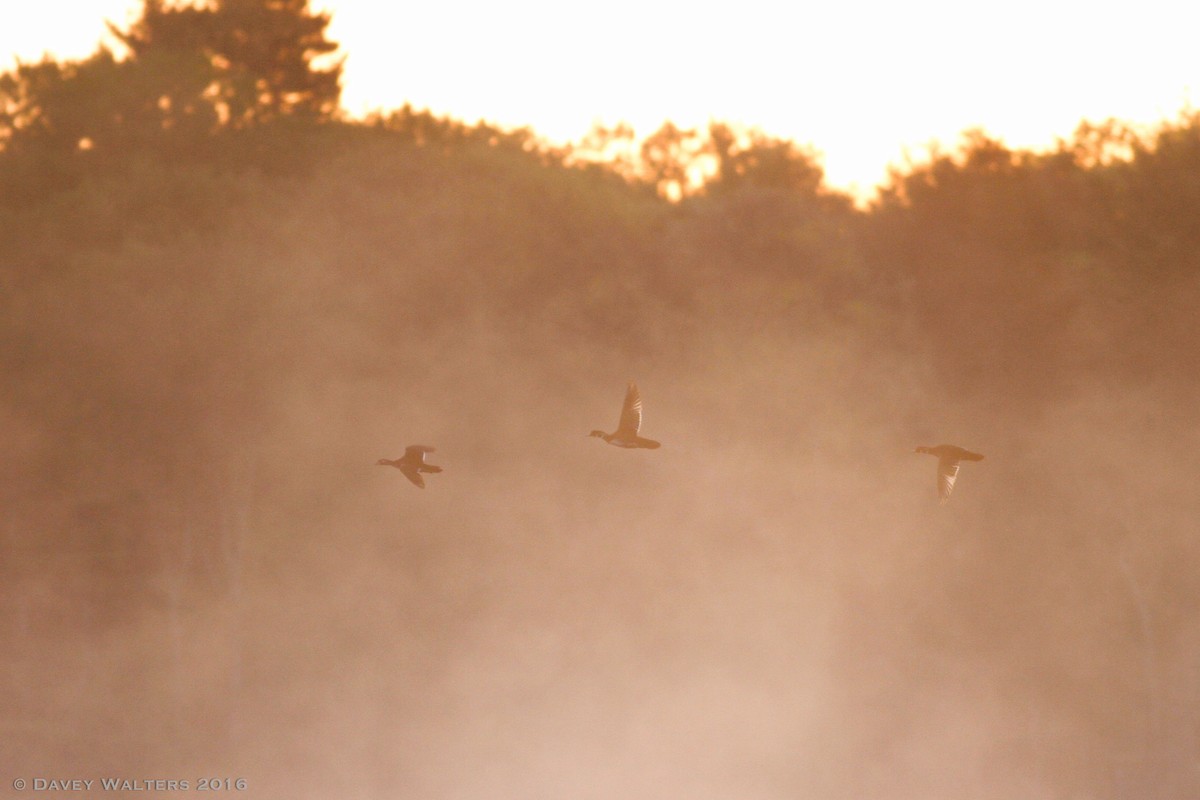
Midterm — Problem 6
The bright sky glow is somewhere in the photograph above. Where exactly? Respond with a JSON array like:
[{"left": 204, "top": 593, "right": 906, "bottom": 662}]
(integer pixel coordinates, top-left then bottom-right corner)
[{"left": 2, "top": 1, "right": 1197, "bottom": 197}]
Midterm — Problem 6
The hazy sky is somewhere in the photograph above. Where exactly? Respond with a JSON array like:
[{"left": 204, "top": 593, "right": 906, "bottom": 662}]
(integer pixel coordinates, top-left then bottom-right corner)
[{"left": 3, "top": 0, "right": 1197, "bottom": 194}]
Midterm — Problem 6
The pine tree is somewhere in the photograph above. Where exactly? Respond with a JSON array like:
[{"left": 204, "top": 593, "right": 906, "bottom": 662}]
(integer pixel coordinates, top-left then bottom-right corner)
[{"left": 111, "top": 0, "right": 343, "bottom": 129}]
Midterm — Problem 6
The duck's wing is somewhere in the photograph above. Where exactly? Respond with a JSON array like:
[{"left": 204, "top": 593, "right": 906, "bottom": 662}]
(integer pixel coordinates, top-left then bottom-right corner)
[
  {"left": 616, "top": 382, "right": 643, "bottom": 437},
  {"left": 399, "top": 463, "right": 426, "bottom": 488},
  {"left": 937, "top": 458, "right": 960, "bottom": 503},
  {"left": 404, "top": 445, "right": 436, "bottom": 462}
]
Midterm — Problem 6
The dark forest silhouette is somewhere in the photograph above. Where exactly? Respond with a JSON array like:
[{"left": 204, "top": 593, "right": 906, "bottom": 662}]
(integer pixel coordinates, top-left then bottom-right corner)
[{"left": 2, "top": 2, "right": 1199, "bottom": 798}]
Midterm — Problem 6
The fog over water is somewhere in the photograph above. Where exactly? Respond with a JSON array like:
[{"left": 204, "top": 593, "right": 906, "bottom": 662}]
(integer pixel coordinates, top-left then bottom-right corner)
[{"left": 2, "top": 130, "right": 1199, "bottom": 800}]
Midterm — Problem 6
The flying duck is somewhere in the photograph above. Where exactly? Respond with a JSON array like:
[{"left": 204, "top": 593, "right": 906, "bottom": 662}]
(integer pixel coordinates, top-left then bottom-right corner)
[
  {"left": 915, "top": 444, "right": 983, "bottom": 504},
  {"left": 377, "top": 445, "right": 443, "bottom": 489},
  {"left": 590, "top": 382, "right": 661, "bottom": 449}
]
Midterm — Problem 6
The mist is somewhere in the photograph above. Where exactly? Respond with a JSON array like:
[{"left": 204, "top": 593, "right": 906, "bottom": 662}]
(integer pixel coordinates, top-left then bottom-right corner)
[{"left": 3, "top": 103, "right": 1200, "bottom": 799}]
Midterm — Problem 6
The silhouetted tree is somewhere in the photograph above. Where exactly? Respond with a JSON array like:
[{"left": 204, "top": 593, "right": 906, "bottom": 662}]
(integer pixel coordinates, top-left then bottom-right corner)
[
  {"left": 0, "top": 49, "right": 194, "bottom": 197},
  {"left": 705, "top": 122, "right": 825, "bottom": 196},
  {"left": 568, "top": 122, "right": 641, "bottom": 185},
  {"left": 0, "top": 49, "right": 198, "bottom": 157},
  {"left": 639, "top": 121, "right": 706, "bottom": 200},
  {"left": 0, "top": 0, "right": 340, "bottom": 185},
  {"left": 111, "top": 0, "right": 342, "bottom": 129}
]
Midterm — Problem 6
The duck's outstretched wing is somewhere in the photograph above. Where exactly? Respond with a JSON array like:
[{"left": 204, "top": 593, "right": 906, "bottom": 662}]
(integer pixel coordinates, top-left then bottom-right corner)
[
  {"left": 937, "top": 459, "right": 960, "bottom": 504},
  {"left": 404, "top": 445, "right": 436, "bottom": 461},
  {"left": 399, "top": 463, "right": 426, "bottom": 488},
  {"left": 616, "top": 382, "right": 643, "bottom": 437}
]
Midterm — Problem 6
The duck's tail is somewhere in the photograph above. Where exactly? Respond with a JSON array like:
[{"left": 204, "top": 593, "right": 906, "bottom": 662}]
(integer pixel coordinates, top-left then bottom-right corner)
[
  {"left": 961, "top": 451, "right": 985, "bottom": 461},
  {"left": 421, "top": 464, "right": 443, "bottom": 473}
]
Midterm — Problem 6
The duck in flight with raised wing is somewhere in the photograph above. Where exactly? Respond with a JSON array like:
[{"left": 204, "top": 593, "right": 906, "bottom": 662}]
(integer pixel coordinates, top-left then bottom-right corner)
[
  {"left": 590, "top": 382, "right": 661, "bottom": 449},
  {"left": 915, "top": 444, "right": 983, "bottom": 504},
  {"left": 377, "top": 445, "right": 443, "bottom": 488}
]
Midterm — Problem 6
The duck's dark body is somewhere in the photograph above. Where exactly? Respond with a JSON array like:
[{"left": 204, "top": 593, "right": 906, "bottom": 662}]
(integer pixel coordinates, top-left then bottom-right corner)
[
  {"left": 590, "top": 382, "right": 661, "bottom": 449},
  {"left": 915, "top": 444, "right": 983, "bottom": 504},
  {"left": 377, "top": 445, "right": 442, "bottom": 489}
]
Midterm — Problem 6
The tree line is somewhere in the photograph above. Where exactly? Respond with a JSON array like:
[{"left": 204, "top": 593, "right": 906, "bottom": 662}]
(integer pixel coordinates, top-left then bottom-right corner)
[{"left": 3, "top": 0, "right": 1198, "bottom": 402}]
